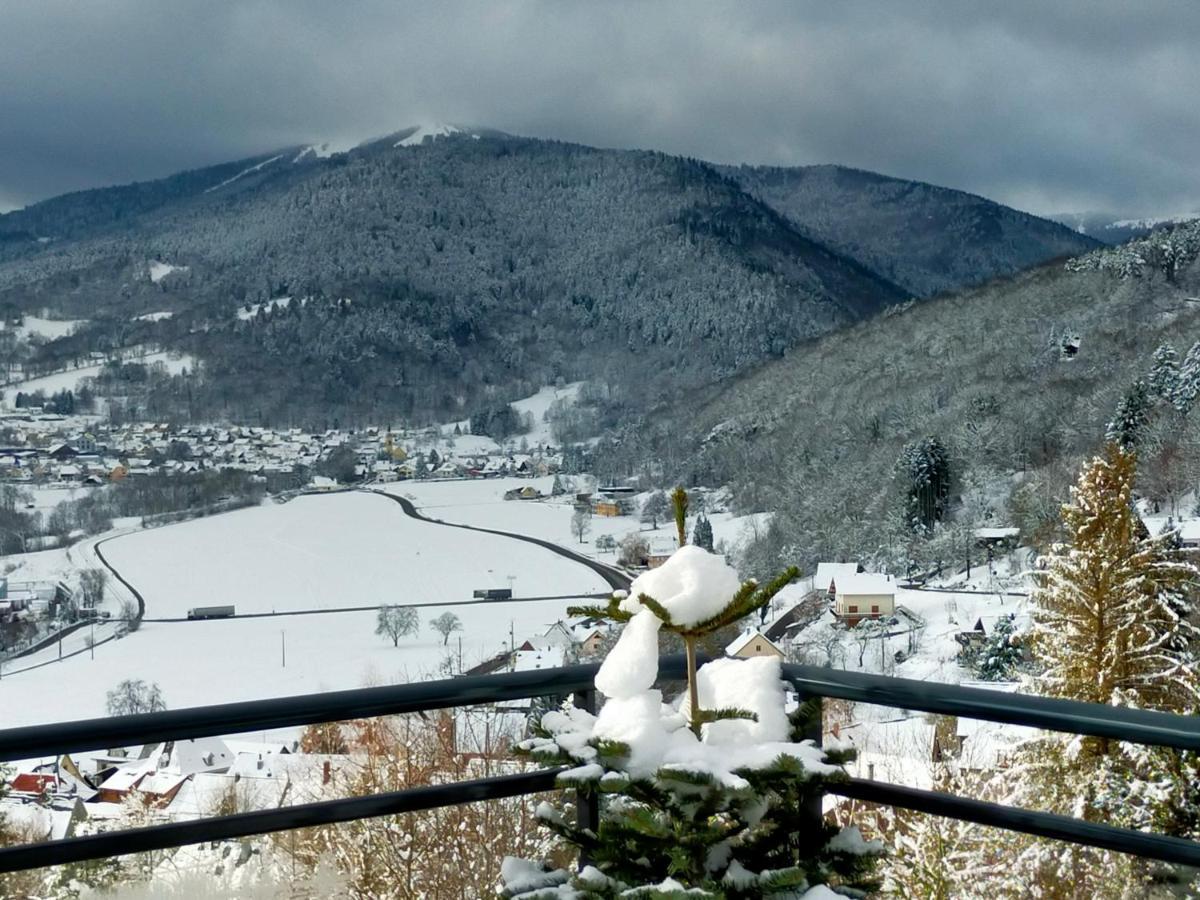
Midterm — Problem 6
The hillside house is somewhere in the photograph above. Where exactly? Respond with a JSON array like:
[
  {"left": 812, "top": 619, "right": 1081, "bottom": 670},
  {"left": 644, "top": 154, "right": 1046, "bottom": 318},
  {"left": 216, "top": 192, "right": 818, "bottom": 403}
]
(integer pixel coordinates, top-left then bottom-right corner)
[
  {"left": 833, "top": 573, "right": 896, "bottom": 625},
  {"left": 725, "top": 630, "right": 785, "bottom": 660},
  {"left": 813, "top": 562, "right": 863, "bottom": 601}
]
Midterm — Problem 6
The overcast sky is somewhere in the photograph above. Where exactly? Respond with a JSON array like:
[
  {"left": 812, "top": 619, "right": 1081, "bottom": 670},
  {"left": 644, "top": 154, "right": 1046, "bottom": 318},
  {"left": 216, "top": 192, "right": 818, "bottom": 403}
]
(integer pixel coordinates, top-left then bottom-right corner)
[{"left": 2, "top": 1, "right": 1198, "bottom": 216}]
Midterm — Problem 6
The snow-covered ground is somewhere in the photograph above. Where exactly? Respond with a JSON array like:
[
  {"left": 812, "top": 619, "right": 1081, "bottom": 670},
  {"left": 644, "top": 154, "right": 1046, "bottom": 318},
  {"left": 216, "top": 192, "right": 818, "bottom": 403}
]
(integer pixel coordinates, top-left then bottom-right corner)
[
  {"left": 2, "top": 350, "right": 196, "bottom": 399},
  {"left": 148, "top": 261, "right": 188, "bottom": 283},
  {"left": 237, "top": 297, "right": 294, "bottom": 321},
  {"left": 395, "top": 122, "right": 465, "bottom": 147},
  {"left": 0, "top": 490, "right": 609, "bottom": 730},
  {"left": 133, "top": 311, "right": 174, "bottom": 322},
  {"left": 0, "top": 315, "right": 85, "bottom": 340}
]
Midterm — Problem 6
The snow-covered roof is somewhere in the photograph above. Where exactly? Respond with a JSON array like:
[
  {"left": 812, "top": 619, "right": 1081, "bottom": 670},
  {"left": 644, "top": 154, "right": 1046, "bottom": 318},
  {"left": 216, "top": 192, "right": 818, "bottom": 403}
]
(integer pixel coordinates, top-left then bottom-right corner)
[
  {"left": 724, "top": 630, "right": 781, "bottom": 657},
  {"left": 814, "top": 563, "right": 860, "bottom": 590},
  {"left": 974, "top": 527, "right": 1020, "bottom": 540},
  {"left": 837, "top": 573, "right": 895, "bottom": 597}
]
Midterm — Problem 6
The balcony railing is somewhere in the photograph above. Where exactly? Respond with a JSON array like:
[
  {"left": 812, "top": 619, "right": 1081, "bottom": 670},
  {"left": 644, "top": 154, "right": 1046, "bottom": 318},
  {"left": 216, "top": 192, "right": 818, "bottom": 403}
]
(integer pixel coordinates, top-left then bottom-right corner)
[{"left": 2, "top": 659, "right": 1200, "bottom": 874}]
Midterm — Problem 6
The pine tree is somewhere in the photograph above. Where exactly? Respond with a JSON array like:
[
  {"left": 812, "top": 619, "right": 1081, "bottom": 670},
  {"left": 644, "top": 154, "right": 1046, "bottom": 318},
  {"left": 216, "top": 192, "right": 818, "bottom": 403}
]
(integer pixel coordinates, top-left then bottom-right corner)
[
  {"left": 898, "top": 437, "right": 951, "bottom": 533},
  {"left": 1104, "top": 379, "right": 1152, "bottom": 449},
  {"left": 692, "top": 514, "right": 715, "bottom": 552},
  {"left": 970, "top": 444, "right": 1200, "bottom": 896},
  {"left": 1172, "top": 341, "right": 1200, "bottom": 415},
  {"left": 1147, "top": 342, "right": 1180, "bottom": 401},
  {"left": 974, "top": 613, "right": 1021, "bottom": 682},
  {"left": 502, "top": 490, "right": 881, "bottom": 897}
]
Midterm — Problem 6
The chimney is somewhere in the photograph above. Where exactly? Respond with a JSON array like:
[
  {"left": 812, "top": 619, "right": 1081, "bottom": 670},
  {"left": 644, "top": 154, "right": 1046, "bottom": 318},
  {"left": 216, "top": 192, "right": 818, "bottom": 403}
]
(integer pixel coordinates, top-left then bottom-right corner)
[{"left": 322, "top": 761, "right": 331, "bottom": 785}]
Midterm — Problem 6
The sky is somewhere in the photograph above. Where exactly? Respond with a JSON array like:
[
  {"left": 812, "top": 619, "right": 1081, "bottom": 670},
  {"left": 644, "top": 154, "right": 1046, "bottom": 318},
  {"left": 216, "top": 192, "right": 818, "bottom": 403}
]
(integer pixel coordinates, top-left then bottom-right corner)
[{"left": 1, "top": 1, "right": 1198, "bottom": 217}]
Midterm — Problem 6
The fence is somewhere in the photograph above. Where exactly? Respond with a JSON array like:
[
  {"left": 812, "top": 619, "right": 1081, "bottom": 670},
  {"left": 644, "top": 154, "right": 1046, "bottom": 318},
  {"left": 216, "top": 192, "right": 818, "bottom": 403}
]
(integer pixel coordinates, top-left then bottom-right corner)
[{"left": 2, "top": 659, "right": 1200, "bottom": 874}]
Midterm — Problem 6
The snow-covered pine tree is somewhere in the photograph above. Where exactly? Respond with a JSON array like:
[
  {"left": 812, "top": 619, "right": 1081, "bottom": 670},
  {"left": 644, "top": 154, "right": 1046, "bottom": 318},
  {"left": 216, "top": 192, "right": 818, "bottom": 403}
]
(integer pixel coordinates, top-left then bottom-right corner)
[
  {"left": 692, "top": 514, "right": 715, "bottom": 552},
  {"left": 1172, "top": 341, "right": 1200, "bottom": 415},
  {"left": 970, "top": 444, "right": 1200, "bottom": 895},
  {"left": 974, "top": 613, "right": 1021, "bottom": 682},
  {"left": 1104, "top": 379, "right": 1152, "bottom": 449},
  {"left": 1147, "top": 342, "right": 1180, "bottom": 401},
  {"left": 502, "top": 497, "right": 881, "bottom": 897}
]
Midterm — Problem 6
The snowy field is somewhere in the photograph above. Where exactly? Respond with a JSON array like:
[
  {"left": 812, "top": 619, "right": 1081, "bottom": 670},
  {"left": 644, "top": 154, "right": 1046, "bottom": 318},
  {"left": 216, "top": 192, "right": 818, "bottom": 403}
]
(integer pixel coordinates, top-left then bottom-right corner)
[
  {"left": 387, "top": 476, "right": 770, "bottom": 563},
  {"left": 438, "top": 382, "right": 582, "bottom": 451},
  {"left": 0, "top": 315, "right": 85, "bottom": 340},
  {"left": 2, "top": 350, "right": 196, "bottom": 399},
  {"left": 0, "top": 490, "right": 609, "bottom": 730}
]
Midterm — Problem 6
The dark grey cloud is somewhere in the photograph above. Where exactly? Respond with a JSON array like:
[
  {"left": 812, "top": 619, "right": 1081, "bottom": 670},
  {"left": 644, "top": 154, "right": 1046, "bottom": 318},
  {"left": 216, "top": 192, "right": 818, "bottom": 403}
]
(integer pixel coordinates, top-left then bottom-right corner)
[{"left": 2, "top": 0, "right": 1198, "bottom": 215}]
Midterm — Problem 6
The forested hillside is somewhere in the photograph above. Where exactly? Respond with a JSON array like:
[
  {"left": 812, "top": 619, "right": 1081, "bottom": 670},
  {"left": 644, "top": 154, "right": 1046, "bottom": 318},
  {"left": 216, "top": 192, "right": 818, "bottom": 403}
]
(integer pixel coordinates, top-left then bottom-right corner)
[
  {"left": 0, "top": 131, "right": 1110, "bottom": 426},
  {"left": 723, "top": 164, "right": 1099, "bottom": 297},
  {"left": 0, "top": 134, "right": 906, "bottom": 424},
  {"left": 665, "top": 221, "right": 1200, "bottom": 576}
]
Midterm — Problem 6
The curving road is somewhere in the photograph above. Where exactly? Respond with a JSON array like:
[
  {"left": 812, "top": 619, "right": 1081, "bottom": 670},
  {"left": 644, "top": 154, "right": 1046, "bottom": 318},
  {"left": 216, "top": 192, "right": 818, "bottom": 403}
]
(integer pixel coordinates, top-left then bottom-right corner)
[{"left": 363, "top": 489, "right": 632, "bottom": 593}]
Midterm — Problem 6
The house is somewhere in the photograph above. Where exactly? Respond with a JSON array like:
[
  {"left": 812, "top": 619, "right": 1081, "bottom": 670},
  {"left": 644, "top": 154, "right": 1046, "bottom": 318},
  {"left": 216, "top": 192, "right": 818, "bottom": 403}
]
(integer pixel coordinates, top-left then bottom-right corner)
[
  {"left": 833, "top": 573, "right": 896, "bottom": 625},
  {"left": 725, "top": 630, "right": 784, "bottom": 660},
  {"left": 593, "top": 499, "right": 623, "bottom": 517},
  {"left": 646, "top": 537, "right": 677, "bottom": 568}
]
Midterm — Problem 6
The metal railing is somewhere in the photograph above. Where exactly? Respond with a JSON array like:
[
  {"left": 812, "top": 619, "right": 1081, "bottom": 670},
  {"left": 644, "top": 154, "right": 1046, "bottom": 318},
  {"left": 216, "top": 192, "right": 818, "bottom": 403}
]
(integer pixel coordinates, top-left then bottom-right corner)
[{"left": 2, "top": 660, "right": 1200, "bottom": 874}]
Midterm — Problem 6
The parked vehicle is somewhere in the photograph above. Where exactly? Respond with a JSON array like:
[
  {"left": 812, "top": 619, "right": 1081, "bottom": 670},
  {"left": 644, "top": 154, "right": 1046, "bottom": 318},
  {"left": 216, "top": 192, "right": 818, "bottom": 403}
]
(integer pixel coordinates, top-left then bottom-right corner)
[
  {"left": 187, "top": 605, "right": 236, "bottom": 620},
  {"left": 472, "top": 588, "right": 513, "bottom": 601}
]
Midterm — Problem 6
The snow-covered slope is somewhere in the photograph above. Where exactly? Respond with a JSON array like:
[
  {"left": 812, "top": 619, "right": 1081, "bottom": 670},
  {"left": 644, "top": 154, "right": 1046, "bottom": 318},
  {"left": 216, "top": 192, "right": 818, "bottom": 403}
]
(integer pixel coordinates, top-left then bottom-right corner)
[{"left": 0, "top": 490, "right": 608, "bottom": 730}]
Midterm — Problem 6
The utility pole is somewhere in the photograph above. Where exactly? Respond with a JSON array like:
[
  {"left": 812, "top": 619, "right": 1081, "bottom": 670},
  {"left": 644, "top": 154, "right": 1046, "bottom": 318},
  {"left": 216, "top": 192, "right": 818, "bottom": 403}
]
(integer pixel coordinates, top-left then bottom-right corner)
[
  {"left": 90, "top": 619, "right": 95, "bottom": 660},
  {"left": 281, "top": 630, "right": 286, "bottom": 668}
]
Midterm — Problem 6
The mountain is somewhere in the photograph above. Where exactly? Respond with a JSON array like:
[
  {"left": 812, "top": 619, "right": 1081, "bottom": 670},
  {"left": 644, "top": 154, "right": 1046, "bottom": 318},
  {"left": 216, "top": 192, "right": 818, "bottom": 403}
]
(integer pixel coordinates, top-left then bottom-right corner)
[
  {"left": 721, "top": 164, "right": 1100, "bottom": 297},
  {"left": 658, "top": 220, "right": 1200, "bottom": 575},
  {"left": 1049, "top": 211, "right": 1200, "bottom": 245},
  {"left": 0, "top": 130, "right": 1098, "bottom": 426}
]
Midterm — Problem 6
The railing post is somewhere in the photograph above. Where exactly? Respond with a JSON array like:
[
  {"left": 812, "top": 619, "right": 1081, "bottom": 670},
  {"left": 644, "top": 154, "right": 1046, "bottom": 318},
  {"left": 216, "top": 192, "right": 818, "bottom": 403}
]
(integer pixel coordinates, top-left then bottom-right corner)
[
  {"left": 798, "top": 689, "right": 824, "bottom": 845},
  {"left": 576, "top": 686, "right": 599, "bottom": 863}
]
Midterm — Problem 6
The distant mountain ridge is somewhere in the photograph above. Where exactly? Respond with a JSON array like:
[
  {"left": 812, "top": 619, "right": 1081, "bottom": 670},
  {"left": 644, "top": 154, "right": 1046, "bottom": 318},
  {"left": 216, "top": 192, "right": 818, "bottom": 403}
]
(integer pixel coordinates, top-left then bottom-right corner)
[
  {"left": 1048, "top": 211, "right": 1200, "bottom": 245},
  {"left": 0, "top": 128, "right": 1099, "bottom": 425},
  {"left": 721, "top": 164, "right": 1100, "bottom": 297}
]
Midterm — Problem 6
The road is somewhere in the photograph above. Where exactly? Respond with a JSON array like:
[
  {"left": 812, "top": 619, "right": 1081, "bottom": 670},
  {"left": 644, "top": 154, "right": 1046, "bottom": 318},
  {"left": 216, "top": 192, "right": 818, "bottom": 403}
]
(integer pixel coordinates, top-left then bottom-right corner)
[{"left": 365, "top": 489, "right": 632, "bottom": 593}]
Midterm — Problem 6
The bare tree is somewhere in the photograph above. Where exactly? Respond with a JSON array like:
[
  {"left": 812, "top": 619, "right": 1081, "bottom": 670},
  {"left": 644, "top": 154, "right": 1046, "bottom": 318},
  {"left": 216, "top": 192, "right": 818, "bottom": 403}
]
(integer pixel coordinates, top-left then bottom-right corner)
[
  {"left": 79, "top": 568, "right": 108, "bottom": 609},
  {"left": 571, "top": 508, "right": 592, "bottom": 543},
  {"left": 106, "top": 679, "right": 166, "bottom": 716},
  {"left": 429, "top": 612, "right": 463, "bottom": 645},
  {"left": 376, "top": 605, "right": 419, "bottom": 647},
  {"left": 117, "top": 597, "right": 140, "bottom": 635},
  {"left": 639, "top": 491, "right": 669, "bottom": 529},
  {"left": 595, "top": 534, "right": 617, "bottom": 554}
]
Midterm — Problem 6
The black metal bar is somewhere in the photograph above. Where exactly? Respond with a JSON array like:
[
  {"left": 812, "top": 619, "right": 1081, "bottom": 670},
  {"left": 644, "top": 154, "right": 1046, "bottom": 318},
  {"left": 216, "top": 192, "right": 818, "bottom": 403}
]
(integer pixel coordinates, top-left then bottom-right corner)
[
  {"left": 0, "top": 769, "right": 562, "bottom": 874},
  {"left": 575, "top": 685, "right": 599, "bottom": 865},
  {"left": 0, "top": 658, "right": 691, "bottom": 763},
  {"left": 796, "top": 689, "right": 824, "bottom": 839},
  {"left": 782, "top": 664, "right": 1200, "bottom": 752},
  {"left": 829, "top": 777, "right": 1200, "bottom": 868}
]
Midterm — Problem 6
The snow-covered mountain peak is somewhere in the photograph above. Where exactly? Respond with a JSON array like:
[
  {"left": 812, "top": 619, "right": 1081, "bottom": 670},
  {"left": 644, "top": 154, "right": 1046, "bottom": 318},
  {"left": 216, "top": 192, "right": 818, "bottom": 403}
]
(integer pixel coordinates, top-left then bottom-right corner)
[
  {"left": 394, "top": 122, "right": 467, "bottom": 148},
  {"left": 291, "top": 138, "right": 361, "bottom": 163}
]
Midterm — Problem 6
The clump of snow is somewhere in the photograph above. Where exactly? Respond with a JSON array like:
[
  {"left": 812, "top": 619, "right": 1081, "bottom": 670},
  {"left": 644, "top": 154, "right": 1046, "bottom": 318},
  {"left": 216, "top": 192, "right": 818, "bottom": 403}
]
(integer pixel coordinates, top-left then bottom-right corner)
[
  {"left": 595, "top": 608, "right": 660, "bottom": 698},
  {"left": 500, "top": 857, "right": 569, "bottom": 893},
  {"left": 134, "top": 311, "right": 174, "bottom": 322},
  {"left": 620, "top": 544, "right": 742, "bottom": 628},
  {"left": 148, "top": 261, "right": 188, "bottom": 283},
  {"left": 395, "top": 122, "right": 463, "bottom": 147},
  {"left": 693, "top": 656, "right": 789, "bottom": 745},
  {"left": 826, "top": 825, "right": 885, "bottom": 856}
]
